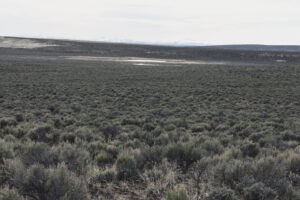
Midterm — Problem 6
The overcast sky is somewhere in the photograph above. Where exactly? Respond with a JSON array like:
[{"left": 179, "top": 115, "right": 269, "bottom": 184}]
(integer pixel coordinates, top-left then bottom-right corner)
[{"left": 1, "top": 0, "right": 300, "bottom": 45}]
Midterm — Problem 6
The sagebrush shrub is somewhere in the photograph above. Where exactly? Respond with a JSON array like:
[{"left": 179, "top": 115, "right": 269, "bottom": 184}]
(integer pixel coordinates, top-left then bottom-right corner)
[
  {"left": 0, "top": 187, "right": 25, "bottom": 200},
  {"left": 191, "top": 123, "right": 211, "bottom": 133},
  {"left": 249, "top": 132, "right": 264, "bottom": 143},
  {"left": 47, "top": 104, "right": 60, "bottom": 114},
  {"left": 254, "top": 157, "right": 287, "bottom": 190},
  {"left": 167, "top": 189, "right": 189, "bottom": 200},
  {"left": 95, "top": 150, "right": 114, "bottom": 167},
  {"left": 116, "top": 155, "right": 138, "bottom": 180},
  {"left": 164, "top": 143, "right": 202, "bottom": 171},
  {"left": 213, "top": 159, "right": 255, "bottom": 190},
  {"left": 10, "top": 164, "right": 89, "bottom": 200},
  {"left": 173, "top": 119, "right": 189, "bottom": 129},
  {"left": 190, "top": 157, "right": 217, "bottom": 190},
  {"left": 201, "top": 139, "right": 224, "bottom": 156},
  {"left": 21, "top": 142, "right": 58, "bottom": 167},
  {"left": 143, "top": 123, "right": 156, "bottom": 132},
  {"left": 28, "top": 125, "right": 52, "bottom": 143},
  {"left": 15, "top": 114, "right": 24, "bottom": 123},
  {"left": 100, "top": 124, "right": 120, "bottom": 142},
  {"left": 243, "top": 182, "right": 277, "bottom": 200},
  {"left": 205, "top": 187, "right": 238, "bottom": 200},
  {"left": 105, "top": 145, "right": 119, "bottom": 159},
  {"left": 61, "top": 132, "right": 76, "bottom": 143},
  {"left": 46, "top": 165, "right": 89, "bottom": 200},
  {"left": 75, "top": 127, "right": 94, "bottom": 142},
  {"left": 0, "top": 118, "right": 17, "bottom": 129},
  {"left": 0, "top": 140, "right": 14, "bottom": 161},
  {"left": 155, "top": 133, "right": 169, "bottom": 146},
  {"left": 121, "top": 118, "right": 142, "bottom": 127},
  {"left": 282, "top": 130, "right": 300, "bottom": 142},
  {"left": 59, "top": 144, "right": 90, "bottom": 174},
  {"left": 95, "top": 168, "right": 116, "bottom": 183},
  {"left": 290, "top": 156, "right": 300, "bottom": 175},
  {"left": 134, "top": 146, "right": 163, "bottom": 170},
  {"left": 240, "top": 142, "right": 260, "bottom": 158},
  {"left": 3, "top": 135, "right": 16, "bottom": 143}
]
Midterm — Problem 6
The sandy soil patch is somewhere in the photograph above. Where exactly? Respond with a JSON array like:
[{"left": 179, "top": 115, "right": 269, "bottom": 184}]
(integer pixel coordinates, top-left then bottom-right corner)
[
  {"left": 64, "top": 56, "right": 224, "bottom": 65},
  {"left": 0, "top": 37, "right": 58, "bottom": 49}
]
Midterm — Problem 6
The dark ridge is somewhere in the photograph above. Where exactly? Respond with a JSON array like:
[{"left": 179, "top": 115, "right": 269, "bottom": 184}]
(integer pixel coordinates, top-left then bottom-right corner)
[
  {"left": 1, "top": 36, "right": 300, "bottom": 64},
  {"left": 206, "top": 44, "right": 300, "bottom": 52}
]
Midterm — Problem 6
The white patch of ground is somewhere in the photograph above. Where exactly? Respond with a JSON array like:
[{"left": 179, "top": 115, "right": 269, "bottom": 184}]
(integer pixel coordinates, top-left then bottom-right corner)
[
  {"left": 126, "top": 59, "right": 167, "bottom": 63},
  {"left": 276, "top": 59, "right": 287, "bottom": 63},
  {"left": 64, "top": 56, "right": 224, "bottom": 65},
  {"left": 133, "top": 63, "right": 160, "bottom": 66},
  {"left": 0, "top": 37, "right": 58, "bottom": 49}
]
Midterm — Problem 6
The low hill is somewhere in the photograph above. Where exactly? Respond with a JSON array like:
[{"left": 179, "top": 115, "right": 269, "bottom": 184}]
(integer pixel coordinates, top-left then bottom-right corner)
[{"left": 207, "top": 44, "right": 300, "bottom": 52}]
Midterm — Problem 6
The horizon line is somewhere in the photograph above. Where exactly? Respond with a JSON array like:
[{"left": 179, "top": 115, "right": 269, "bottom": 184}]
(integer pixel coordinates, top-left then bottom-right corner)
[{"left": 2, "top": 35, "right": 300, "bottom": 47}]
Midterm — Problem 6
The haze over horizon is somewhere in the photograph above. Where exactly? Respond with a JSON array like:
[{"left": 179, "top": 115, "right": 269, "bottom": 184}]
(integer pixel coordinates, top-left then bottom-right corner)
[{"left": 1, "top": 0, "right": 300, "bottom": 46}]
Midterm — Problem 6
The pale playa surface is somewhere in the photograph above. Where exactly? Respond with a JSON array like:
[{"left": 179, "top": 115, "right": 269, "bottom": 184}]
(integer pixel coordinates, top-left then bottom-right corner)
[
  {"left": 65, "top": 56, "right": 225, "bottom": 65},
  {"left": 132, "top": 63, "right": 160, "bottom": 66},
  {"left": 0, "top": 37, "right": 58, "bottom": 49}
]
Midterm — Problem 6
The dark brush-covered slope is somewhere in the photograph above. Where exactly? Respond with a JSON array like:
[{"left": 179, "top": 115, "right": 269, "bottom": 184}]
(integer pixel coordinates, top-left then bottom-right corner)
[
  {"left": 1, "top": 36, "right": 300, "bottom": 64},
  {"left": 206, "top": 45, "right": 300, "bottom": 52}
]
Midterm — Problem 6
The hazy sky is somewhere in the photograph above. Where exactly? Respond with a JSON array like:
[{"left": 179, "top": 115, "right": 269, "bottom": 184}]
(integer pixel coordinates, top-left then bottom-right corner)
[{"left": 1, "top": 0, "right": 300, "bottom": 45}]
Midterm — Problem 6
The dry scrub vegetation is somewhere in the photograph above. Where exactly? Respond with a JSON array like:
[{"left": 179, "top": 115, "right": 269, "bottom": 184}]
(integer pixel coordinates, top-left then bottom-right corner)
[{"left": 0, "top": 59, "right": 300, "bottom": 199}]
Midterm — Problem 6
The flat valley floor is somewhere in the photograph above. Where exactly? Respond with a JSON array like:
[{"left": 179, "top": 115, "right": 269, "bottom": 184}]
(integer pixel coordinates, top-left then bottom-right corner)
[{"left": 0, "top": 38, "right": 300, "bottom": 200}]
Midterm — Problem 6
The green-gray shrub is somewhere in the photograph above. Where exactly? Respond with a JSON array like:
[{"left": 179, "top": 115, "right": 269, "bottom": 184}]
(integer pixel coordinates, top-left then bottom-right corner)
[
  {"left": 240, "top": 142, "right": 260, "bottom": 158},
  {"left": 205, "top": 188, "right": 238, "bottom": 200},
  {"left": 164, "top": 143, "right": 202, "bottom": 171},
  {"left": 116, "top": 155, "right": 138, "bottom": 180},
  {"left": 10, "top": 164, "right": 89, "bottom": 200},
  {"left": 59, "top": 144, "right": 90, "bottom": 174},
  {"left": 167, "top": 189, "right": 189, "bottom": 200},
  {"left": 28, "top": 125, "right": 52, "bottom": 143},
  {"left": 243, "top": 182, "right": 278, "bottom": 200},
  {"left": 21, "top": 142, "right": 58, "bottom": 167},
  {"left": 290, "top": 156, "right": 300, "bottom": 175},
  {"left": 0, "top": 187, "right": 25, "bottom": 200}
]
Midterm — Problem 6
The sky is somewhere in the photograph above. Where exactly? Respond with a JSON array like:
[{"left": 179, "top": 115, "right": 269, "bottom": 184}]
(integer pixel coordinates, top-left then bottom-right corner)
[{"left": 1, "top": 0, "right": 300, "bottom": 45}]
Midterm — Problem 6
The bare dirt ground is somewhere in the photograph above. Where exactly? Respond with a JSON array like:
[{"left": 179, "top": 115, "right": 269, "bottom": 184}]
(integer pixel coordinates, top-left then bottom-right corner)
[
  {"left": 64, "top": 56, "right": 225, "bottom": 65},
  {"left": 0, "top": 37, "right": 58, "bottom": 49}
]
